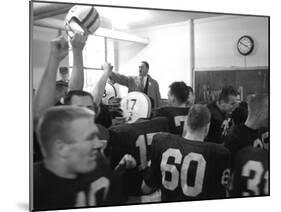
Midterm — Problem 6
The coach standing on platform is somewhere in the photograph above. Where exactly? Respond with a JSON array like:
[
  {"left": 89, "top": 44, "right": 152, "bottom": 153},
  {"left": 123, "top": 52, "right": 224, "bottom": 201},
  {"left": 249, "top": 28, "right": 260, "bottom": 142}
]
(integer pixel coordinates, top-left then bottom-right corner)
[{"left": 109, "top": 61, "right": 161, "bottom": 109}]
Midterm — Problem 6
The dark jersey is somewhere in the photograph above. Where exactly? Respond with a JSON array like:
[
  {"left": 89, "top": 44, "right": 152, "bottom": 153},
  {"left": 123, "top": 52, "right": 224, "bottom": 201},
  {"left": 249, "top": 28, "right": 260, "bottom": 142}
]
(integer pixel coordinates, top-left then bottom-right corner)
[
  {"left": 33, "top": 154, "right": 124, "bottom": 211},
  {"left": 230, "top": 101, "right": 248, "bottom": 126},
  {"left": 144, "top": 133, "right": 231, "bottom": 202},
  {"left": 108, "top": 124, "right": 137, "bottom": 169},
  {"left": 224, "top": 124, "right": 269, "bottom": 158},
  {"left": 33, "top": 131, "right": 43, "bottom": 163},
  {"left": 206, "top": 101, "right": 229, "bottom": 144},
  {"left": 154, "top": 106, "right": 190, "bottom": 136},
  {"left": 129, "top": 117, "right": 170, "bottom": 170},
  {"left": 230, "top": 147, "right": 269, "bottom": 197},
  {"left": 95, "top": 103, "right": 112, "bottom": 128},
  {"left": 109, "top": 117, "right": 169, "bottom": 195}
]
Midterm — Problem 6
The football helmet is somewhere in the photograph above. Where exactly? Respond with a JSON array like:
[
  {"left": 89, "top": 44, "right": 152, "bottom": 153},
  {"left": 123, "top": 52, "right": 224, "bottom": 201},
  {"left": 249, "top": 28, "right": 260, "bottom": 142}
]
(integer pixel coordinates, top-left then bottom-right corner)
[{"left": 65, "top": 5, "right": 100, "bottom": 38}]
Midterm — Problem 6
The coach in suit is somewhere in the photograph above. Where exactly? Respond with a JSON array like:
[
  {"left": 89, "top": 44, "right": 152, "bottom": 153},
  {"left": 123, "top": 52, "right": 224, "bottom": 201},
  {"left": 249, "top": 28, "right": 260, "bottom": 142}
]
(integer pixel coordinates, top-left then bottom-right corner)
[{"left": 109, "top": 61, "right": 161, "bottom": 109}]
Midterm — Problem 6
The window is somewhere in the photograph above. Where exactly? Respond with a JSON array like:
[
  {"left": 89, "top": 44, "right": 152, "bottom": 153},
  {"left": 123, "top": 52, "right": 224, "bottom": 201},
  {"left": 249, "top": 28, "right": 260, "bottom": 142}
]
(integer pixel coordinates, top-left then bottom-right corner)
[{"left": 69, "top": 36, "right": 115, "bottom": 93}]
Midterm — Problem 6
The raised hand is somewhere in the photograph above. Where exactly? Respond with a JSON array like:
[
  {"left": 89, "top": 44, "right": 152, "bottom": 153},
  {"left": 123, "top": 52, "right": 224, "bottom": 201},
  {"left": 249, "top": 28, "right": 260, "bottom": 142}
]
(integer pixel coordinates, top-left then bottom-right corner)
[
  {"left": 50, "top": 36, "right": 69, "bottom": 62},
  {"left": 70, "top": 33, "right": 88, "bottom": 51},
  {"left": 102, "top": 63, "right": 113, "bottom": 75}
]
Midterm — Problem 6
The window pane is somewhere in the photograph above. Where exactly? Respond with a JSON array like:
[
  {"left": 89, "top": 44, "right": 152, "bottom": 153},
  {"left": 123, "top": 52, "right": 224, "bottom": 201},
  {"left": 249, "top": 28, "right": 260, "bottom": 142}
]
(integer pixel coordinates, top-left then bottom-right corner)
[
  {"left": 84, "top": 36, "right": 105, "bottom": 68},
  {"left": 84, "top": 69, "right": 104, "bottom": 93}
]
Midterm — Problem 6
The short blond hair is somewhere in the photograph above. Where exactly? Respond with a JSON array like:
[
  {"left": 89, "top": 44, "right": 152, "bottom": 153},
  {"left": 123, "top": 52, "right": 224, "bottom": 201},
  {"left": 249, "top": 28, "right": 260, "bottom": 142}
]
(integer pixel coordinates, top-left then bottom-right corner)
[
  {"left": 187, "top": 104, "right": 211, "bottom": 131},
  {"left": 37, "top": 106, "right": 95, "bottom": 157}
]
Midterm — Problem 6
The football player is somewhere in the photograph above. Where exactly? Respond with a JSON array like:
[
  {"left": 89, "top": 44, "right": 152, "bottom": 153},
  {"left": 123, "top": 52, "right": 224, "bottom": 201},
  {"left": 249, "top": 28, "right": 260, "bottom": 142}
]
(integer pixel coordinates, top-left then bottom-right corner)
[
  {"left": 230, "top": 146, "right": 268, "bottom": 197},
  {"left": 224, "top": 94, "right": 269, "bottom": 157},
  {"left": 154, "top": 82, "right": 193, "bottom": 136},
  {"left": 230, "top": 101, "right": 248, "bottom": 126},
  {"left": 206, "top": 86, "right": 238, "bottom": 144},
  {"left": 33, "top": 33, "right": 88, "bottom": 162},
  {"left": 109, "top": 117, "right": 169, "bottom": 197},
  {"left": 142, "top": 104, "right": 231, "bottom": 201},
  {"left": 33, "top": 35, "right": 69, "bottom": 162},
  {"left": 33, "top": 106, "right": 124, "bottom": 211}
]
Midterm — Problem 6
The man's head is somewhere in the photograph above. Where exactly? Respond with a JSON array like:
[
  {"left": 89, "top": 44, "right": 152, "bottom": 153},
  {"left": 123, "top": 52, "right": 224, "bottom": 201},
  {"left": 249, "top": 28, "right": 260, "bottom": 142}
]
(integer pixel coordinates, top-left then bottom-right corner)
[
  {"left": 55, "top": 81, "right": 68, "bottom": 103},
  {"left": 247, "top": 94, "right": 268, "bottom": 128},
  {"left": 186, "top": 86, "right": 195, "bottom": 106},
  {"left": 59, "top": 67, "right": 69, "bottom": 82},
  {"left": 185, "top": 104, "right": 211, "bottom": 139},
  {"left": 37, "top": 106, "right": 104, "bottom": 175},
  {"left": 218, "top": 86, "right": 238, "bottom": 114},
  {"left": 64, "top": 90, "right": 99, "bottom": 114},
  {"left": 168, "top": 81, "right": 191, "bottom": 106},
  {"left": 139, "top": 61, "right": 149, "bottom": 77}
]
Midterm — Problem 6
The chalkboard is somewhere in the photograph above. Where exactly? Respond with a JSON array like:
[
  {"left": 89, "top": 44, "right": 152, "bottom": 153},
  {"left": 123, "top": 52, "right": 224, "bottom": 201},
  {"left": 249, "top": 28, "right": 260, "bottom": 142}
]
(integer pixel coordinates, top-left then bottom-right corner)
[{"left": 195, "top": 69, "right": 268, "bottom": 103}]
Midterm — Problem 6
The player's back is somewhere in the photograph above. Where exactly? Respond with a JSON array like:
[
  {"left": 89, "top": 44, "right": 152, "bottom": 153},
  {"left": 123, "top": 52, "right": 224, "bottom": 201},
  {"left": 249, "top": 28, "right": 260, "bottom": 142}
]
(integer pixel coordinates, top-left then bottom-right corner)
[
  {"left": 129, "top": 117, "right": 170, "bottom": 171},
  {"left": 109, "top": 117, "right": 169, "bottom": 196},
  {"left": 154, "top": 106, "right": 189, "bottom": 136},
  {"left": 108, "top": 124, "right": 137, "bottom": 169},
  {"left": 146, "top": 133, "right": 231, "bottom": 202},
  {"left": 230, "top": 147, "right": 268, "bottom": 197},
  {"left": 224, "top": 124, "right": 269, "bottom": 157}
]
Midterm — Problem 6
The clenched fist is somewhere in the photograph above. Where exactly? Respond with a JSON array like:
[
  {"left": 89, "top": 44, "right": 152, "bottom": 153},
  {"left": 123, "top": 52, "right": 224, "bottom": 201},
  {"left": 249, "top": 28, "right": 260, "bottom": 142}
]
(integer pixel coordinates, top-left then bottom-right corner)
[
  {"left": 70, "top": 33, "right": 88, "bottom": 51},
  {"left": 50, "top": 36, "right": 69, "bottom": 61},
  {"left": 118, "top": 154, "right": 137, "bottom": 169},
  {"left": 102, "top": 63, "right": 113, "bottom": 75}
]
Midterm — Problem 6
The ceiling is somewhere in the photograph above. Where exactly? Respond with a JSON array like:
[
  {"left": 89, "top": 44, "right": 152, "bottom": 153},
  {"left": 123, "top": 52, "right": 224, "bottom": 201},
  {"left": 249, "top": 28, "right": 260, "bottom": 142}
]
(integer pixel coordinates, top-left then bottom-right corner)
[{"left": 52, "top": 6, "right": 219, "bottom": 30}]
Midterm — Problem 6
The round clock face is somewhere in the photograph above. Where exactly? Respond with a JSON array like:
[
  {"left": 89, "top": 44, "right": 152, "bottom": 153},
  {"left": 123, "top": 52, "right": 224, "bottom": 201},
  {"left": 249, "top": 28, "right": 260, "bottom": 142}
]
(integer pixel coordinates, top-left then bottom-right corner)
[{"left": 237, "top": 35, "right": 254, "bottom": 56}]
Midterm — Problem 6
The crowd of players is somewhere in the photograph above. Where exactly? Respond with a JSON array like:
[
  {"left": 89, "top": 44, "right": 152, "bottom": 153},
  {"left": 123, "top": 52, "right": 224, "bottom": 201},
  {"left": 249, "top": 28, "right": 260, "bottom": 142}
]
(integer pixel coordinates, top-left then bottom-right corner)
[{"left": 32, "top": 33, "right": 269, "bottom": 211}]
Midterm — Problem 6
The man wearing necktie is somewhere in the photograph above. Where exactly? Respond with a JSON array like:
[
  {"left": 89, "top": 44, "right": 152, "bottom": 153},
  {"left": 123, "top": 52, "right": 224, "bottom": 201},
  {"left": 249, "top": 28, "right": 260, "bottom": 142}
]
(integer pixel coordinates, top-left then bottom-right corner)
[{"left": 108, "top": 61, "right": 161, "bottom": 109}]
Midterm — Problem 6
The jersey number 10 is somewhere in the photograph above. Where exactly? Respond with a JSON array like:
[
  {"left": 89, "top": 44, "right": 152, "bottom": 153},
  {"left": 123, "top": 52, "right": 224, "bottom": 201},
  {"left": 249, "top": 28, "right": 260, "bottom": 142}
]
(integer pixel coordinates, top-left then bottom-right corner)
[{"left": 75, "top": 177, "right": 110, "bottom": 207}]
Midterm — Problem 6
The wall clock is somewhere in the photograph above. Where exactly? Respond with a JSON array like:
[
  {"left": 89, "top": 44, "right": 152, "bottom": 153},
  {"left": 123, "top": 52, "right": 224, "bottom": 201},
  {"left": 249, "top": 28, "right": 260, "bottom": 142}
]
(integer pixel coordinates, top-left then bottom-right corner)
[{"left": 237, "top": 35, "right": 254, "bottom": 56}]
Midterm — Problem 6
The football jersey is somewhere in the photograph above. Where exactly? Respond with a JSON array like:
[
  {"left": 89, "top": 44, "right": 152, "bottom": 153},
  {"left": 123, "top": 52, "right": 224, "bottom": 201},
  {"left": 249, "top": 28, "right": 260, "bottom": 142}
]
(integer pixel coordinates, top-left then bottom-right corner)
[
  {"left": 108, "top": 124, "right": 137, "bottom": 169},
  {"left": 33, "top": 131, "right": 43, "bottom": 162},
  {"left": 95, "top": 103, "right": 112, "bottom": 128},
  {"left": 230, "top": 147, "right": 269, "bottom": 197},
  {"left": 109, "top": 117, "right": 169, "bottom": 196},
  {"left": 230, "top": 101, "right": 248, "bottom": 126},
  {"left": 154, "top": 106, "right": 190, "bottom": 136},
  {"left": 224, "top": 124, "right": 269, "bottom": 158},
  {"left": 33, "top": 153, "right": 124, "bottom": 211},
  {"left": 144, "top": 133, "right": 231, "bottom": 202},
  {"left": 206, "top": 101, "right": 230, "bottom": 144}
]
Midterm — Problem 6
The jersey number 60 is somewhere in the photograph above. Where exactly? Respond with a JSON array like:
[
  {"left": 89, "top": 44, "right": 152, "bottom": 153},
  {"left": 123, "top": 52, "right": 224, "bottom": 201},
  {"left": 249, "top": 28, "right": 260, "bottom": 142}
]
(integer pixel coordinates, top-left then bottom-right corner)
[{"left": 161, "top": 149, "right": 206, "bottom": 197}]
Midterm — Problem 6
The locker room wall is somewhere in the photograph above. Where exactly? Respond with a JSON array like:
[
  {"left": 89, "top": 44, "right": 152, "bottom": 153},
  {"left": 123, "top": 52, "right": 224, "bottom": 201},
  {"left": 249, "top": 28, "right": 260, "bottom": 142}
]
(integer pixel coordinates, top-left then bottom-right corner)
[
  {"left": 116, "top": 21, "right": 192, "bottom": 99},
  {"left": 194, "top": 15, "right": 268, "bottom": 69}
]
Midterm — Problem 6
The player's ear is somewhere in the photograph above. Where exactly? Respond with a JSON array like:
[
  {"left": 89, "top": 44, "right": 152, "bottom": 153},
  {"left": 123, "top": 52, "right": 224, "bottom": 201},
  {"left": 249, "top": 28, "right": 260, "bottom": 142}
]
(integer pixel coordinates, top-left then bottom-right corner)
[
  {"left": 204, "top": 123, "right": 210, "bottom": 138},
  {"left": 171, "top": 95, "right": 176, "bottom": 104},
  {"left": 55, "top": 139, "right": 69, "bottom": 158},
  {"left": 182, "top": 120, "right": 188, "bottom": 138}
]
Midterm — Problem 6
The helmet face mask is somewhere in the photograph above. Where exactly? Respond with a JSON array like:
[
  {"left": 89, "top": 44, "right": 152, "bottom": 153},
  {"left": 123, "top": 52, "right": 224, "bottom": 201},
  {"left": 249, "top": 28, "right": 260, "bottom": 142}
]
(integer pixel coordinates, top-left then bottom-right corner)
[
  {"left": 65, "top": 20, "right": 85, "bottom": 38},
  {"left": 65, "top": 5, "right": 100, "bottom": 38}
]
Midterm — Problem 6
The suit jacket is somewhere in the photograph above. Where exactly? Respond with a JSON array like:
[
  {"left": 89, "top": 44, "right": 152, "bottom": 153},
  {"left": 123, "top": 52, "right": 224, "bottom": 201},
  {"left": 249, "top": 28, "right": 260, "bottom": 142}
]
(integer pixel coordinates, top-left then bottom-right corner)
[{"left": 110, "top": 72, "right": 161, "bottom": 109}]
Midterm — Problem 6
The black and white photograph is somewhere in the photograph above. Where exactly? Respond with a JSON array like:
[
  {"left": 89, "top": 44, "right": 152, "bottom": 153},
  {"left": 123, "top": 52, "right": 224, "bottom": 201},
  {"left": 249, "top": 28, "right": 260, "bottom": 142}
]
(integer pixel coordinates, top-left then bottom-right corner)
[{"left": 30, "top": 0, "right": 269, "bottom": 211}]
